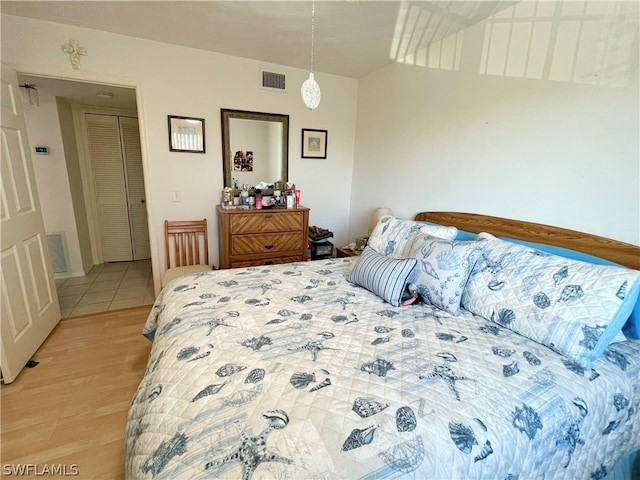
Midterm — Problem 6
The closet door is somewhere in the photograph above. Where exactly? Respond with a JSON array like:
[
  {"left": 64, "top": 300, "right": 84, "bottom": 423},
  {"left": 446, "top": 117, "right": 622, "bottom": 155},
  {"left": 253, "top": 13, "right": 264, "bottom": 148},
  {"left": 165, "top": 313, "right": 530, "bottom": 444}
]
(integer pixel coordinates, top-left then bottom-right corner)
[
  {"left": 86, "top": 114, "right": 133, "bottom": 262},
  {"left": 119, "top": 117, "right": 150, "bottom": 260}
]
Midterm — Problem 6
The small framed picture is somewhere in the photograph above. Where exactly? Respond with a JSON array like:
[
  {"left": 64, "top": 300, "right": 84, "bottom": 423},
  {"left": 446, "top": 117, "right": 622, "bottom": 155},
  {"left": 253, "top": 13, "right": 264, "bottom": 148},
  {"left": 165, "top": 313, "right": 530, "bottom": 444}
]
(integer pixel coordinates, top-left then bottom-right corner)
[
  {"left": 301, "top": 128, "right": 328, "bottom": 159},
  {"left": 168, "top": 115, "right": 206, "bottom": 153}
]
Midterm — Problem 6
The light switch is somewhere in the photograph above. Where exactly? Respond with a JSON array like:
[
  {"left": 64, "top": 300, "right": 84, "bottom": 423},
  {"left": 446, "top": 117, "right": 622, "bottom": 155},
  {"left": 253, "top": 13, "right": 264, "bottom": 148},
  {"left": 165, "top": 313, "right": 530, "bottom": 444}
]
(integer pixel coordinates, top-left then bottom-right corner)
[{"left": 171, "top": 191, "right": 181, "bottom": 202}]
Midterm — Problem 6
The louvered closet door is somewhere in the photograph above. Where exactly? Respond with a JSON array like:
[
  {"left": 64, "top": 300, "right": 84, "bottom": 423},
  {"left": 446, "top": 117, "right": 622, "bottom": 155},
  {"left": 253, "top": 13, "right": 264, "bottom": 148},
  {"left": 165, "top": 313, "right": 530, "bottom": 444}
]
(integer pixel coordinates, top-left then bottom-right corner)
[
  {"left": 120, "top": 117, "right": 150, "bottom": 260},
  {"left": 86, "top": 114, "right": 133, "bottom": 262}
]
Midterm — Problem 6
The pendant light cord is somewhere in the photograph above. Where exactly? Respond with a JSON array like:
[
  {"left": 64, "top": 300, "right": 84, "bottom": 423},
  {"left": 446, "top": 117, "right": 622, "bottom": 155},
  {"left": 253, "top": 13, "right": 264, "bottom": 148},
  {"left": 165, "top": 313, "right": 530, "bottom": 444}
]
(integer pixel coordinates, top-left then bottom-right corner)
[
  {"left": 300, "top": 0, "right": 320, "bottom": 110},
  {"left": 310, "top": 0, "right": 315, "bottom": 73}
]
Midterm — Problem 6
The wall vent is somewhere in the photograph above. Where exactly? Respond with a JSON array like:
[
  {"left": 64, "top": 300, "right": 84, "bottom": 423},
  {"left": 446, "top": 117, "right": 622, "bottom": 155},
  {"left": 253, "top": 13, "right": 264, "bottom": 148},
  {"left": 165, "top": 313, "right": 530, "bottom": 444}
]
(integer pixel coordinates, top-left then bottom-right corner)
[
  {"left": 47, "top": 232, "right": 70, "bottom": 276},
  {"left": 260, "top": 68, "right": 287, "bottom": 92}
]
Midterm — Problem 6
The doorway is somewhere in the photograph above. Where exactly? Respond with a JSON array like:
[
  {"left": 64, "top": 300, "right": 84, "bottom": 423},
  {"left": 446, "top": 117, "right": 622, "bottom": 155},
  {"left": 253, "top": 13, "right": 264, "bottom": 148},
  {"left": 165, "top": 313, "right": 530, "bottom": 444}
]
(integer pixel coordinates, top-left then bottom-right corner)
[{"left": 17, "top": 74, "right": 152, "bottom": 316}]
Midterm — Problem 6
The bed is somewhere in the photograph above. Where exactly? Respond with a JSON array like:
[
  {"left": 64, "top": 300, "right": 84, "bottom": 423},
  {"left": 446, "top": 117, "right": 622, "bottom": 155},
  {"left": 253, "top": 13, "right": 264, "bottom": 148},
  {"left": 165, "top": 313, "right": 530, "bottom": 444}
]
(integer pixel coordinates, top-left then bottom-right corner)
[{"left": 125, "top": 212, "right": 640, "bottom": 479}]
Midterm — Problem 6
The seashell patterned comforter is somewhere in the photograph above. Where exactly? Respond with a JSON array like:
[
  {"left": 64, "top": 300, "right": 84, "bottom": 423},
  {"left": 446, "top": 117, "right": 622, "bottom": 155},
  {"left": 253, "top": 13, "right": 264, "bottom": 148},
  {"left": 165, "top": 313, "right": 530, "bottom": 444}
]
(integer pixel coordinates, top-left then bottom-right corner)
[{"left": 125, "top": 258, "right": 640, "bottom": 479}]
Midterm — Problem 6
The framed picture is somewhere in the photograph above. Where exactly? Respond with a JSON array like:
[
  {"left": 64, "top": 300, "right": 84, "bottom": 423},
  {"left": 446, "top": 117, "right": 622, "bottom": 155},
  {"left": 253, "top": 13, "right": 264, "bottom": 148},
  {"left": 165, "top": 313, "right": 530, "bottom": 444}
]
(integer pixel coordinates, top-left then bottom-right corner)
[
  {"left": 233, "top": 150, "right": 254, "bottom": 171},
  {"left": 168, "top": 115, "right": 206, "bottom": 153},
  {"left": 301, "top": 128, "right": 328, "bottom": 159}
]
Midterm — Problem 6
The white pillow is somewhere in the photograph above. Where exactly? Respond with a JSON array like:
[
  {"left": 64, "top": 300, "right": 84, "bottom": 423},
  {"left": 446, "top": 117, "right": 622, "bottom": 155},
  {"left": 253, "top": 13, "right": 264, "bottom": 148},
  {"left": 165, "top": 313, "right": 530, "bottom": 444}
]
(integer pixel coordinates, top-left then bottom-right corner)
[
  {"left": 368, "top": 216, "right": 457, "bottom": 259},
  {"left": 462, "top": 234, "right": 640, "bottom": 367},
  {"left": 407, "top": 234, "right": 487, "bottom": 315}
]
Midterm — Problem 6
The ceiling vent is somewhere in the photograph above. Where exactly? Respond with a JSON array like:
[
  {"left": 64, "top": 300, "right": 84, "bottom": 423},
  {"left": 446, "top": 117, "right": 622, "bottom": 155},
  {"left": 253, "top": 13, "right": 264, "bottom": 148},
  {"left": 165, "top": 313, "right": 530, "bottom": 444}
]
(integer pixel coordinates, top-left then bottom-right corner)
[{"left": 260, "top": 68, "right": 287, "bottom": 93}]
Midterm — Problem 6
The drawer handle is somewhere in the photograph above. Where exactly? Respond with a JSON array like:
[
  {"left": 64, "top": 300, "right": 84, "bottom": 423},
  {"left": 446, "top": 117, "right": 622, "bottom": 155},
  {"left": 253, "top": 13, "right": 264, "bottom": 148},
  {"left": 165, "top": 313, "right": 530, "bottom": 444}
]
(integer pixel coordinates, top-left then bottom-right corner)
[
  {"left": 264, "top": 261, "right": 273, "bottom": 265},
  {"left": 264, "top": 244, "right": 274, "bottom": 250},
  {"left": 264, "top": 214, "right": 273, "bottom": 220}
]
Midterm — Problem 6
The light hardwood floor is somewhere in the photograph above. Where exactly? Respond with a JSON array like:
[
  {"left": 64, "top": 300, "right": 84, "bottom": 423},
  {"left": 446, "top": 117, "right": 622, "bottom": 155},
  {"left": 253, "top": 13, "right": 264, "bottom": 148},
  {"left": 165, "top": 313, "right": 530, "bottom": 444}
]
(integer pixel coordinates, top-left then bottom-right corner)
[{"left": 1, "top": 306, "right": 152, "bottom": 479}]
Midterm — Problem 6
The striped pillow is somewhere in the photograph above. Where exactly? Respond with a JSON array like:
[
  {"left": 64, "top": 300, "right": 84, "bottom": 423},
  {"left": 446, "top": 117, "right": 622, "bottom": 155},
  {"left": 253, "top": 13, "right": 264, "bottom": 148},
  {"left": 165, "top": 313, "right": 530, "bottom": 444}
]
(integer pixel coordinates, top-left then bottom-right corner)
[{"left": 348, "top": 246, "right": 417, "bottom": 307}]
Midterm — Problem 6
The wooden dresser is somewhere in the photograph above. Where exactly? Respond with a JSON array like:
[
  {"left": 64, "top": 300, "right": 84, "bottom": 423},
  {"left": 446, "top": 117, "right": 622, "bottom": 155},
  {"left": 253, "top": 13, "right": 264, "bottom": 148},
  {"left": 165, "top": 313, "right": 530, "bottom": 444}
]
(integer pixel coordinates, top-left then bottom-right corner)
[{"left": 217, "top": 205, "right": 310, "bottom": 268}]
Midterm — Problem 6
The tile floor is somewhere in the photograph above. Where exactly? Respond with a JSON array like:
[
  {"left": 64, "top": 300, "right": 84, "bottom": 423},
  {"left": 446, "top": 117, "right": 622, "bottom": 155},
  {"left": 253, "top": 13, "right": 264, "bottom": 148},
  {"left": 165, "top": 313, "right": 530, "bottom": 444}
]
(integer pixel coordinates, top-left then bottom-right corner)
[{"left": 55, "top": 259, "right": 155, "bottom": 317}]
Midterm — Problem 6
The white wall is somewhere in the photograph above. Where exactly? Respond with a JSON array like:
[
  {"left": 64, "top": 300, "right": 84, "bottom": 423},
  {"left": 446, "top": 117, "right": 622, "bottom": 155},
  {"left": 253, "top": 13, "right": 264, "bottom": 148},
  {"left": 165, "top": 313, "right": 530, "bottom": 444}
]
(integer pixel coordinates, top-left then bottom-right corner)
[
  {"left": 22, "top": 90, "right": 85, "bottom": 276},
  {"left": 27, "top": 96, "right": 96, "bottom": 277},
  {"left": 56, "top": 98, "right": 96, "bottom": 274},
  {"left": 350, "top": 2, "right": 639, "bottom": 246},
  {"left": 2, "top": 14, "right": 358, "bottom": 293}
]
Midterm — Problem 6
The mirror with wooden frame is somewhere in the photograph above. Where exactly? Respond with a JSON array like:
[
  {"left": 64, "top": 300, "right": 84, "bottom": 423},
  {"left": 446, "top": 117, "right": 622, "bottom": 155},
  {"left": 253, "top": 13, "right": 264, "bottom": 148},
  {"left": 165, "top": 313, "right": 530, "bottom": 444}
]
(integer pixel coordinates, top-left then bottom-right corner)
[{"left": 220, "top": 109, "right": 289, "bottom": 188}]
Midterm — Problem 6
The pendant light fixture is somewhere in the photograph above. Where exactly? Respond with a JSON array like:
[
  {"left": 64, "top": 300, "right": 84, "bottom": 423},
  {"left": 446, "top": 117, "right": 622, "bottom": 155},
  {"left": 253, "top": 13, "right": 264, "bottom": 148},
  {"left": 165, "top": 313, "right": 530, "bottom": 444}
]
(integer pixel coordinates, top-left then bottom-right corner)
[{"left": 301, "top": 0, "right": 321, "bottom": 109}]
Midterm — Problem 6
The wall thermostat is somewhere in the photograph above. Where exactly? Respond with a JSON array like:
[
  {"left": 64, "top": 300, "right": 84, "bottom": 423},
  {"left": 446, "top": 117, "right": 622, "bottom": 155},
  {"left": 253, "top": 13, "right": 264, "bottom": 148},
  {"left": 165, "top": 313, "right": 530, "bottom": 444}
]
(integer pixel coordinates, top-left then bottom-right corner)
[{"left": 34, "top": 146, "right": 49, "bottom": 154}]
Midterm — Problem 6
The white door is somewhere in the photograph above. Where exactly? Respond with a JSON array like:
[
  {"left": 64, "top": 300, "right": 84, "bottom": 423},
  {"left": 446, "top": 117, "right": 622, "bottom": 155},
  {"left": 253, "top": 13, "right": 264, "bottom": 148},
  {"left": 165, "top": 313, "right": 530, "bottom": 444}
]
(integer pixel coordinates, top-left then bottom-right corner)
[
  {"left": 120, "top": 116, "right": 150, "bottom": 260},
  {"left": 1, "top": 66, "right": 61, "bottom": 384},
  {"left": 86, "top": 113, "right": 133, "bottom": 262},
  {"left": 86, "top": 114, "right": 150, "bottom": 262}
]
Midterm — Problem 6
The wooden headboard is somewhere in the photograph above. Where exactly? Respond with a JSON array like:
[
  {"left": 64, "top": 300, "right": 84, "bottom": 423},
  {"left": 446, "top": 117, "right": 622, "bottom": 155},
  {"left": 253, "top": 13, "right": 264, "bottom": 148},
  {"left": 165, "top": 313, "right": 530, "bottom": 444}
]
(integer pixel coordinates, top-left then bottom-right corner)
[{"left": 415, "top": 212, "right": 640, "bottom": 271}]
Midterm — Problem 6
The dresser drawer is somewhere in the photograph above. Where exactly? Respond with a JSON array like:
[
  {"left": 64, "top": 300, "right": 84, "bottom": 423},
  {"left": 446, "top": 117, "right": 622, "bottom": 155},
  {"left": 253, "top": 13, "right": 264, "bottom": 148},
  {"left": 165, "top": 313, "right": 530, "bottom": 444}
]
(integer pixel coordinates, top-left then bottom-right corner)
[
  {"left": 231, "top": 232, "right": 303, "bottom": 255},
  {"left": 230, "top": 211, "right": 304, "bottom": 234},
  {"left": 230, "top": 255, "right": 301, "bottom": 269}
]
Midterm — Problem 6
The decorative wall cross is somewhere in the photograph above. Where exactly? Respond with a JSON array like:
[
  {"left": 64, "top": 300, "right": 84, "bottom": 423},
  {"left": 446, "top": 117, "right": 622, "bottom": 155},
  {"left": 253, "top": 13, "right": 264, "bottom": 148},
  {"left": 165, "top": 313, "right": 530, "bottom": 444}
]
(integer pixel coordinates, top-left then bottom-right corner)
[{"left": 61, "top": 40, "right": 87, "bottom": 69}]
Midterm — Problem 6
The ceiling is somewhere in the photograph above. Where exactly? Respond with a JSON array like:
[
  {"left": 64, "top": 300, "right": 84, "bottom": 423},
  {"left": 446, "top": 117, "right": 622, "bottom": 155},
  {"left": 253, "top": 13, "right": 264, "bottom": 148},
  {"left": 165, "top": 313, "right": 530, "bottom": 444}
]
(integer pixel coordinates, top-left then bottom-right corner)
[
  {"left": 6, "top": 1, "right": 515, "bottom": 109},
  {"left": 3, "top": 1, "right": 516, "bottom": 79}
]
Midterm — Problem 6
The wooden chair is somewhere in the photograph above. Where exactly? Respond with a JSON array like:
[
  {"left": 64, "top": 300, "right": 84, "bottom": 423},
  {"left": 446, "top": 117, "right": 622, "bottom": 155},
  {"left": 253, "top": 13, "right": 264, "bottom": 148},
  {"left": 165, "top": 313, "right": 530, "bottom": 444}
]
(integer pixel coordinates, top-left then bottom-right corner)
[{"left": 162, "top": 219, "right": 212, "bottom": 287}]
